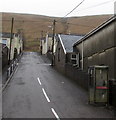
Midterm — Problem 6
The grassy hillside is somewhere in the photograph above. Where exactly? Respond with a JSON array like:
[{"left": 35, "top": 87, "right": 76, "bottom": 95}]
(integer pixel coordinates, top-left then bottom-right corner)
[{"left": 2, "top": 12, "right": 112, "bottom": 51}]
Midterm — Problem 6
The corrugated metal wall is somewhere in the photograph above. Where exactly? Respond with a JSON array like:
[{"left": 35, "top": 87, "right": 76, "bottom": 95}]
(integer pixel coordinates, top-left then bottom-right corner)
[{"left": 75, "top": 20, "right": 116, "bottom": 80}]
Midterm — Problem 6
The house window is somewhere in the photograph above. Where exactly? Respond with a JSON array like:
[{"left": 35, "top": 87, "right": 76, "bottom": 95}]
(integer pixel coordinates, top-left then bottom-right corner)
[
  {"left": 58, "top": 48, "right": 60, "bottom": 62},
  {"left": 71, "top": 53, "right": 79, "bottom": 67}
]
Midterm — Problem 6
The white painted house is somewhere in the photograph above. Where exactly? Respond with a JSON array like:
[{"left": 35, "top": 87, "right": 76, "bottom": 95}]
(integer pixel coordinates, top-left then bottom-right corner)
[
  {"left": 41, "top": 34, "right": 57, "bottom": 55},
  {"left": 0, "top": 32, "right": 23, "bottom": 60}
]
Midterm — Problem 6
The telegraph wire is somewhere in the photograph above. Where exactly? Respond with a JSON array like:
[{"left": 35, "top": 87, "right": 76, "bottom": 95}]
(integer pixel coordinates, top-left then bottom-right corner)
[
  {"left": 2, "top": 0, "right": 114, "bottom": 23},
  {"left": 58, "top": 0, "right": 115, "bottom": 27},
  {"left": 56, "top": 0, "right": 85, "bottom": 22},
  {"left": 73, "top": 0, "right": 115, "bottom": 14},
  {"left": 47, "top": 0, "right": 86, "bottom": 32},
  {"left": 2, "top": 0, "right": 113, "bottom": 28},
  {"left": 64, "top": 0, "right": 85, "bottom": 18},
  {"left": 56, "top": 21, "right": 95, "bottom": 28},
  {"left": 1, "top": 18, "right": 102, "bottom": 29},
  {"left": 67, "top": 22, "right": 95, "bottom": 28},
  {"left": 50, "top": 0, "right": 114, "bottom": 32},
  {"left": 2, "top": 19, "right": 53, "bottom": 23},
  {"left": 2, "top": 0, "right": 114, "bottom": 34}
]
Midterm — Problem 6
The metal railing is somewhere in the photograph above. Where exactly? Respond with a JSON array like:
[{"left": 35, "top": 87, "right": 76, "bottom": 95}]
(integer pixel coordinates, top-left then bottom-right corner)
[{"left": 2, "top": 52, "right": 23, "bottom": 91}]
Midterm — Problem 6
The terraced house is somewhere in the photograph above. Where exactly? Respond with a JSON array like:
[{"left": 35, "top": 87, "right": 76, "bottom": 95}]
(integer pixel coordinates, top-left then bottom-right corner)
[
  {"left": 0, "top": 32, "right": 23, "bottom": 67},
  {"left": 55, "top": 34, "right": 84, "bottom": 74}
]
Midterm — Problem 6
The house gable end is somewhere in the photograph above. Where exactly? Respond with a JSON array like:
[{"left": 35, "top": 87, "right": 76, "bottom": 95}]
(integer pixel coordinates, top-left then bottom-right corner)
[{"left": 58, "top": 34, "right": 66, "bottom": 54}]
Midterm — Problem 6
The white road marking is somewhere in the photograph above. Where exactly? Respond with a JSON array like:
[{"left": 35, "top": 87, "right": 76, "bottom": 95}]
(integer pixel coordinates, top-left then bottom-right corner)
[
  {"left": 37, "top": 78, "right": 42, "bottom": 85},
  {"left": 51, "top": 108, "right": 60, "bottom": 120},
  {"left": 39, "top": 64, "right": 52, "bottom": 66},
  {"left": 42, "top": 88, "right": 50, "bottom": 102}
]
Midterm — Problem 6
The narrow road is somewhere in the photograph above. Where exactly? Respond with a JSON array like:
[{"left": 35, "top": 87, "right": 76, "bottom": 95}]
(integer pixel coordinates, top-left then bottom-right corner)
[{"left": 2, "top": 52, "right": 113, "bottom": 118}]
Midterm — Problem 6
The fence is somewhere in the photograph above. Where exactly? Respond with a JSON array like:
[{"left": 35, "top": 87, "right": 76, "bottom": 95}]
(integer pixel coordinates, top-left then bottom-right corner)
[{"left": 2, "top": 52, "right": 22, "bottom": 87}]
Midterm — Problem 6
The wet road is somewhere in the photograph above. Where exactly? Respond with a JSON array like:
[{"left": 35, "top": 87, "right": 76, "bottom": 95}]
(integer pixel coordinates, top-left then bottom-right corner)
[{"left": 2, "top": 52, "right": 113, "bottom": 118}]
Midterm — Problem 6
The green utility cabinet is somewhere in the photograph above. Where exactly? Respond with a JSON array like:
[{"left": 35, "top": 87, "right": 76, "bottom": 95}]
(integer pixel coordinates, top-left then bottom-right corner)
[{"left": 88, "top": 65, "right": 109, "bottom": 105}]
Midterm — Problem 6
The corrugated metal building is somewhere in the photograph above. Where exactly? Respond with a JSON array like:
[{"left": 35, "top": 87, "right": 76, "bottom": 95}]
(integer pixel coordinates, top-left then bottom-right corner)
[{"left": 73, "top": 15, "right": 116, "bottom": 81}]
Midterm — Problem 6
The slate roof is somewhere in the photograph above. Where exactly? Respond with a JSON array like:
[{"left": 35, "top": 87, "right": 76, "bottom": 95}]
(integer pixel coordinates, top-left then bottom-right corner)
[
  {"left": 48, "top": 34, "right": 53, "bottom": 37},
  {"left": 0, "top": 32, "right": 11, "bottom": 38},
  {"left": 59, "top": 34, "right": 83, "bottom": 53},
  {"left": 0, "top": 32, "right": 18, "bottom": 38}
]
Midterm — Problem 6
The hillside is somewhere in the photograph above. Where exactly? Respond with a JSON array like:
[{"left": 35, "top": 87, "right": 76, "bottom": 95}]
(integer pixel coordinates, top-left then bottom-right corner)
[{"left": 2, "top": 12, "right": 112, "bottom": 51}]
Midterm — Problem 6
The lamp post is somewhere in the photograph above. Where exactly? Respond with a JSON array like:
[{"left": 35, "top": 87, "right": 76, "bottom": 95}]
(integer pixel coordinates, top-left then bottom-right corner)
[{"left": 82, "top": 40, "right": 84, "bottom": 70}]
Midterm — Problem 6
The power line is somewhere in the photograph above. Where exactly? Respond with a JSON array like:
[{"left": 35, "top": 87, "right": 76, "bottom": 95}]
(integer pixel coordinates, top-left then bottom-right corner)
[
  {"left": 53, "top": 0, "right": 113, "bottom": 31},
  {"left": 56, "top": 0, "right": 85, "bottom": 22},
  {"left": 64, "top": 0, "right": 85, "bottom": 18},
  {"left": 2, "top": 0, "right": 112, "bottom": 28},
  {"left": 2, "top": 0, "right": 114, "bottom": 23},
  {"left": 2, "top": 0, "right": 113, "bottom": 35},
  {"left": 50, "top": 0, "right": 86, "bottom": 34},
  {"left": 67, "top": 22, "right": 95, "bottom": 28},
  {"left": 55, "top": 20, "right": 96, "bottom": 28},
  {"left": 75, "top": 0, "right": 115, "bottom": 13},
  {"left": 2, "top": 19, "right": 53, "bottom": 23},
  {"left": 1, "top": 16, "right": 107, "bottom": 31}
]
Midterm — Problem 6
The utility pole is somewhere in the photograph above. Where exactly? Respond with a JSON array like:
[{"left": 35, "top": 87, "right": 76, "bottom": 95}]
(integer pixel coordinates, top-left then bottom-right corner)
[
  {"left": 40, "top": 31, "right": 43, "bottom": 55},
  {"left": 51, "top": 19, "right": 56, "bottom": 66},
  {"left": 8, "top": 17, "right": 14, "bottom": 64},
  {"left": 82, "top": 40, "right": 84, "bottom": 70}
]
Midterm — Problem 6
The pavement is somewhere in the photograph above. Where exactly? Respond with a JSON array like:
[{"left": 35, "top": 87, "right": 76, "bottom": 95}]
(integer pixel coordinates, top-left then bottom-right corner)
[{"left": 2, "top": 52, "right": 114, "bottom": 119}]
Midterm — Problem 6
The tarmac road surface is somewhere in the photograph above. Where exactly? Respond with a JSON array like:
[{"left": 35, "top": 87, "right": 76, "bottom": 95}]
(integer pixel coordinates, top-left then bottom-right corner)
[{"left": 2, "top": 52, "right": 113, "bottom": 118}]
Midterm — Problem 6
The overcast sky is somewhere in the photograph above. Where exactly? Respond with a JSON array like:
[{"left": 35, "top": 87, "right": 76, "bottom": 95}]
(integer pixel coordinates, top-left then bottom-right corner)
[{"left": 0, "top": 0, "right": 115, "bottom": 17}]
